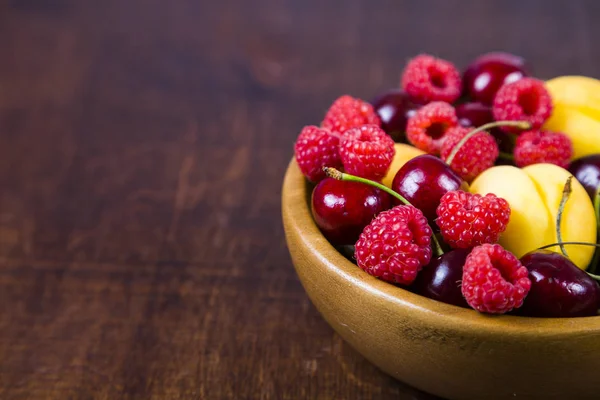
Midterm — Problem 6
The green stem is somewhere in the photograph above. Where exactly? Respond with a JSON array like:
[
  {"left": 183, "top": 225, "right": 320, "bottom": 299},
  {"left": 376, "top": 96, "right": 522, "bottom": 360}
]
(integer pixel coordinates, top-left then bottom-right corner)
[
  {"left": 323, "top": 167, "right": 444, "bottom": 256},
  {"left": 445, "top": 120, "right": 530, "bottom": 166},
  {"left": 432, "top": 233, "right": 445, "bottom": 257},
  {"left": 324, "top": 167, "right": 412, "bottom": 205},
  {"left": 536, "top": 241, "right": 600, "bottom": 280},
  {"left": 595, "top": 186, "right": 600, "bottom": 228},
  {"left": 431, "top": 233, "right": 444, "bottom": 258},
  {"left": 590, "top": 246, "right": 600, "bottom": 275},
  {"left": 591, "top": 187, "right": 600, "bottom": 274},
  {"left": 586, "top": 272, "right": 600, "bottom": 281},
  {"left": 556, "top": 177, "right": 573, "bottom": 257},
  {"left": 537, "top": 241, "right": 600, "bottom": 250},
  {"left": 498, "top": 152, "right": 514, "bottom": 161}
]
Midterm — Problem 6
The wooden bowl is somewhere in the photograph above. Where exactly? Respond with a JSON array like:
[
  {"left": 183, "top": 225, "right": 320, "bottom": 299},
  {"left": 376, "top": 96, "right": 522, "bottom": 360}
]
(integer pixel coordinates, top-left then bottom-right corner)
[{"left": 281, "top": 159, "right": 600, "bottom": 400}]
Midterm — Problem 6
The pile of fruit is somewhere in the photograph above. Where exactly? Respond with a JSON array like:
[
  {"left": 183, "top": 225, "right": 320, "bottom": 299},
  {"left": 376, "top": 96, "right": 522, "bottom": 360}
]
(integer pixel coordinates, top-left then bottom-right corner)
[{"left": 293, "top": 52, "right": 600, "bottom": 317}]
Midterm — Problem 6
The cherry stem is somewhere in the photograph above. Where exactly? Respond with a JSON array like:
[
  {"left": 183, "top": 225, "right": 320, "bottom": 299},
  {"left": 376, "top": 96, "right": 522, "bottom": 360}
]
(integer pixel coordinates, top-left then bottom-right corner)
[
  {"left": 586, "top": 272, "right": 600, "bottom": 281},
  {"left": 445, "top": 120, "right": 531, "bottom": 166},
  {"left": 556, "top": 176, "right": 573, "bottom": 258},
  {"left": 498, "top": 152, "right": 514, "bottom": 161},
  {"left": 324, "top": 167, "right": 411, "bottom": 204},
  {"left": 537, "top": 241, "right": 600, "bottom": 251},
  {"left": 591, "top": 187, "right": 600, "bottom": 274},
  {"left": 323, "top": 167, "right": 444, "bottom": 257},
  {"left": 537, "top": 241, "right": 600, "bottom": 280},
  {"left": 594, "top": 186, "right": 600, "bottom": 228}
]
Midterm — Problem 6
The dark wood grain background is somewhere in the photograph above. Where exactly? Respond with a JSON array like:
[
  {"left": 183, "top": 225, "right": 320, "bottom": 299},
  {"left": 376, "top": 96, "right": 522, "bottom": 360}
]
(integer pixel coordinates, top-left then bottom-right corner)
[{"left": 0, "top": 0, "right": 598, "bottom": 399}]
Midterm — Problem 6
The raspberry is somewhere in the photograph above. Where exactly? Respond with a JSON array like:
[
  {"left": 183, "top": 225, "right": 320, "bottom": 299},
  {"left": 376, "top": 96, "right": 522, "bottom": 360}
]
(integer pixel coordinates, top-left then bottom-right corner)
[
  {"left": 461, "top": 244, "right": 531, "bottom": 314},
  {"left": 440, "top": 126, "right": 499, "bottom": 182},
  {"left": 355, "top": 205, "right": 432, "bottom": 285},
  {"left": 339, "top": 125, "right": 395, "bottom": 181},
  {"left": 322, "top": 95, "right": 380, "bottom": 134},
  {"left": 406, "top": 101, "right": 458, "bottom": 155},
  {"left": 513, "top": 130, "right": 573, "bottom": 168},
  {"left": 492, "top": 78, "right": 553, "bottom": 133},
  {"left": 436, "top": 190, "right": 510, "bottom": 249},
  {"left": 294, "top": 125, "right": 342, "bottom": 182},
  {"left": 401, "top": 54, "right": 462, "bottom": 104}
]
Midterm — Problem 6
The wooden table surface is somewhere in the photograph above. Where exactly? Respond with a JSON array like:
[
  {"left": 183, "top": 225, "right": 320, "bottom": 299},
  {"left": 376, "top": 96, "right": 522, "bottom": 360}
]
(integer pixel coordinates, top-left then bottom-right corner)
[{"left": 1, "top": 1, "right": 599, "bottom": 399}]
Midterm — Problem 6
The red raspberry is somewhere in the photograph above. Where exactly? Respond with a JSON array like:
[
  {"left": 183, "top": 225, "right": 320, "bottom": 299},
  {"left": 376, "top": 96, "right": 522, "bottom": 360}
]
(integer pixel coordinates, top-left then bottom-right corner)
[
  {"left": 440, "top": 126, "right": 499, "bottom": 182},
  {"left": 436, "top": 190, "right": 510, "bottom": 249},
  {"left": 513, "top": 130, "right": 573, "bottom": 168},
  {"left": 401, "top": 54, "right": 462, "bottom": 104},
  {"left": 461, "top": 244, "right": 531, "bottom": 314},
  {"left": 339, "top": 125, "right": 395, "bottom": 181},
  {"left": 355, "top": 205, "right": 432, "bottom": 285},
  {"left": 406, "top": 101, "right": 458, "bottom": 155},
  {"left": 492, "top": 78, "right": 553, "bottom": 133},
  {"left": 294, "top": 125, "right": 342, "bottom": 182},
  {"left": 322, "top": 95, "right": 380, "bottom": 134}
]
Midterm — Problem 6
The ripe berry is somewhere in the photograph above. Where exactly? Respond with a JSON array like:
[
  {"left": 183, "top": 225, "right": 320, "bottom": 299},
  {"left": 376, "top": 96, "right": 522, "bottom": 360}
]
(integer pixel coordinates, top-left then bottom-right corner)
[
  {"left": 311, "top": 178, "right": 391, "bottom": 245},
  {"left": 513, "top": 130, "right": 573, "bottom": 168},
  {"left": 568, "top": 154, "right": 600, "bottom": 200},
  {"left": 436, "top": 190, "right": 510, "bottom": 249},
  {"left": 518, "top": 250, "right": 600, "bottom": 318},
  {"left": 294, "top": 125, "right": 342, "bottom": 182},
  {"left": 456, "top": 102, "right": 514, "bottom": 154},
  {"left": 440, "top": 126, "right": 499, "bottom": 182},
  {"left": 462, "top": 52, "right": 528, "bottom": 105},
  {"left": 339, "top": 125, "right": 395, "bottom": 181},
  {"left": 401, "top": 54, "right": 462, "bottom": 104},
  {"left": 370, "top": 89, "right": 421, "bottom": 142},
  {"left": 461, "top": 244, "right": 531, "bottom": 314},
  {"left": 406, "top": 101, "right": 458, "bottom": 155},
  {"left": 355, "top": 205, "right": 432, "bottom": 285},
  {"left": 412, "top": 248, "right": 471, "bottom": 308},
  {"left": 456, "top": 102, "right": 494, "bottom": 128},
  {"left": 492, "top": 78, "right": 553, "bottom": 133},
  {"left": 392, "top": 154, "right": 467, "bottom": 223},
  {"left": 322, "top": 95, "right": 380, "bottom": 134}
]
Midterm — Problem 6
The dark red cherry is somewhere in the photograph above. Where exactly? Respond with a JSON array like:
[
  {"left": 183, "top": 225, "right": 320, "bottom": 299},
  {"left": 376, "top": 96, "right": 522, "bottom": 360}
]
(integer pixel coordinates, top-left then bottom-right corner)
[
  {"left": 371, "top": 89, "right": 421, "bottom": 142},
  {"left": 412, "top": 248, "right": 470, "bottom": 308},
  {"left": 568, "top": 154, "right": 600, "bottom": 201},
  {"left": 463, "top": 52, "right": 529, "bottom": 105},
  {"left": 455, "top": 102, "right": 515, "bottom": 155},
  {"left": 518, "top": 250, "right": 600, "bottom": 318},
  {"left": 391, "top": 155, "right": 468, "bottom": 222},
  {"left": 311, "top": 178, "right": 391, "bottom": 245},
  {"left": 456, "top": 102, "right": 494, "bottom": 128}
]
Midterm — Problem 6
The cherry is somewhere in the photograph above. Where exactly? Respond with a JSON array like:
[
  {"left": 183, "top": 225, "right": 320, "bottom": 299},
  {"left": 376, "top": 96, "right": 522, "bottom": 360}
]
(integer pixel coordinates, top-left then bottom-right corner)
[
  {"left": 391, "top": 154, "right": 468, "bottom": 222},
  {"left": 517, "top": 250, "right": 600, "bottom": 318},
  {"left": 311, "top": 178, "right": 391, "bottom": 246},
  {"left": 412, "top": 248, "right": 470, "bottom": 308},
  {"left": 455, "top": 102, "right": 514, "bottom": 155},
  {"left": 463, "top": 52, "right": 528, "bottom": 105},
  {"left": 456, "top": 102, "right": 494, "bottom": 128},
  {"left": 568, "top": 154, "right": 600, "bottom": 201},
  {"left": 371, "top": 89, "right": 421, "bottom": 142}
]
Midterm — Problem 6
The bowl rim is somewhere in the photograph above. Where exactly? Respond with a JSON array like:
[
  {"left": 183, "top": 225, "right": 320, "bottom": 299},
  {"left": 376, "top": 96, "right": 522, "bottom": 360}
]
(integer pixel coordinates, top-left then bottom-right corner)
[{"left": 282, "top": 158, "right": 600, "bottom": 337}]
